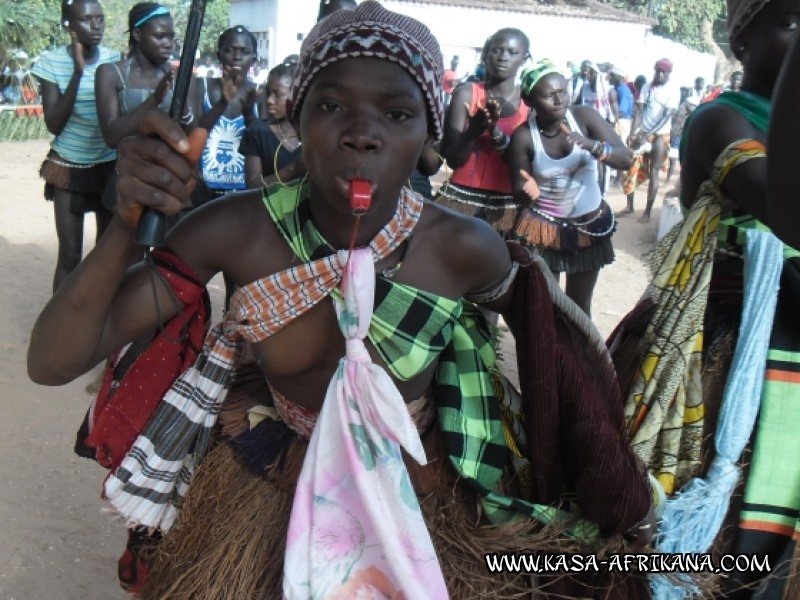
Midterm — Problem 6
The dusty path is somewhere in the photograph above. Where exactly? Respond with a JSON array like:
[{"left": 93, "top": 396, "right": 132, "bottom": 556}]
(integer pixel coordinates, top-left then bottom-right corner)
[{"left": 0, "top": 138, "right": 662, "bottom": 599}]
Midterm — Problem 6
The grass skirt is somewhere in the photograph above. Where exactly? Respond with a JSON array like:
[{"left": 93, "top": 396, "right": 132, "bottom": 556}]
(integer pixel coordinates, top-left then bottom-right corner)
[
  {"left": 39, "top": 150, "right": 115, "bottom": 214},
  {"left": 514, "top": 200, "right": 616, "bottom": 274},
  {"left": 139, "top": 365, "right": 651, "bottom": 599},
  {"left": 434, "top": 183, "right": 519, "bottom": 236}
]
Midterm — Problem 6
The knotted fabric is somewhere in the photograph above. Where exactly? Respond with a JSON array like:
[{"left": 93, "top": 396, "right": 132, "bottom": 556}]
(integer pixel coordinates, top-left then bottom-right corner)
[
  {"left": 652, "top": 227, "right": 782, "bottom": 599},
  {"left": 103, "top": 188, "right": 423, "bottom": 531},
  {"left": 283, "top": 248, "right": 447, "bottom": 598},
  {"left": 85, "top": 250, "right": 209, "bottom": 472}
]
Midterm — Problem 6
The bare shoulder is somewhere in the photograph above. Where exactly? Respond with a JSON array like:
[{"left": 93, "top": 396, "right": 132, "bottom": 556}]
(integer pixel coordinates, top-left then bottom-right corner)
[
  {"left": 96, "top": 62, "right": 120, "bottom": 87},
  {"left": 450, "top": 81, "right": 474, "bottom": 104},
  {"left": 685, "top": 103, "right": 762, "bottom": 153},
  {"left": 570, "top": 104, "right": 594, "bottom": 124},
  {"left": 681, "top": 102, "right": 765, "bottom": 208},
  {"left": 418, "top": 201, "right": 510, "bottom": 293},
  {"left": 443, "top": 83, "right": 474, "bottom": 127},
  {"left": 682, "top": 102, "right": 762, "bottom": 177},
  {"left": 511, "top": 118, "right": 533, "bottom": 141},
  {"left": 97, "top": 59, "right": 123, "bottom": 75},
  {"left": 95, "top": 62, "right": 113, "bottom": 78},
  {"left": 167, "top": 189, "right": 293, "bottom": 284}
]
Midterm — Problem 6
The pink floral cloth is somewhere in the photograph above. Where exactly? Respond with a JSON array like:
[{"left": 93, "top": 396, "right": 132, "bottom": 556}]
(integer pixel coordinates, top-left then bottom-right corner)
[{"left": 283, "top": 248, "right": 448, "bottom": 599}]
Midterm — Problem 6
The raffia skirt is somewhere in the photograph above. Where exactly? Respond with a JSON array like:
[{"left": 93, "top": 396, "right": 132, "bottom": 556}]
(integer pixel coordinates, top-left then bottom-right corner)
[
  {"left": 39, "top": 150, "right": 116, "bottom": 214},
  {"left": 514, "top": 200, "right": 616, "bottom": 275},
  {"left": 138, "top": 364, "right": 650, "bottom": 600},
  {"left": 434, "top": 182, "right": 520, "bottom": 237}
]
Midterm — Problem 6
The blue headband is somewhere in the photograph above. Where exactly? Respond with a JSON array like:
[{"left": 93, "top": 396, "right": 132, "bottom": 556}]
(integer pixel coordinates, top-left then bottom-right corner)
[{"left": 133, "top": 6, "right": 170, "bottom": 28}]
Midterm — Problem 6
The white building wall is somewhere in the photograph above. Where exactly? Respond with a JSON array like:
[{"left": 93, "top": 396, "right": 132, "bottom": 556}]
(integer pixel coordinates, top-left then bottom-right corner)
[
  {"left": 633, "top": 32, "right": 717, "bottom": 88},
  {"left": 230, "top": 0, "right": 318, "bottom": 68},
  {"left": 274, "top": 0, "right": 320, "bottom": 64},
  {"left": 383, "top": 1, "right": 649, "bottom": 76},
  {"left": 230, "top": 0, "right": 278, "bottom": 65},
  {"left": 229, "top": 0, "right": 716, "bottom": 88},
  {"left": 383, "top": 1, "right": 716, "bottom": 88}
]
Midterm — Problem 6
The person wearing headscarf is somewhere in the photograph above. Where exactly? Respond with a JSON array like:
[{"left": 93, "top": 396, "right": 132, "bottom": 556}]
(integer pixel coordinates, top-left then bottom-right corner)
[
  {"left": 94, "top": 2, "right": 177, "bottom": 219},
  {"left": 28, "top": 3, "right": 655, "bottom": 598},
  {"left": 609, "top": 0, "right": 800, "bottom": 596},
  {"left": 619, "top": 58, "right": 681, "bottom": 221},
  {"left": 507, "top": 59, "right": 633, "bottom": 317},
  {"left": 95, "top": 3, "right": 176, "bottom": 150}
]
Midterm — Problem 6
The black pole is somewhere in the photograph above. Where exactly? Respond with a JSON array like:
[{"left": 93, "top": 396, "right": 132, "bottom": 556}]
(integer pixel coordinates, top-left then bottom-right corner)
[{"left": 134, "top": 0, "right": 209, "bottom": 248}]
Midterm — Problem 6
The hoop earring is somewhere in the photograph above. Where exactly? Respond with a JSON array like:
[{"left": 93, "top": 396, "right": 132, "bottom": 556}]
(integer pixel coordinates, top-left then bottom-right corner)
[
  {"left": 435, "top": 150, "right": 451, "bottom": 196},
  {"left": 273, "top": 140, "right": 306, "bottom": 190}
]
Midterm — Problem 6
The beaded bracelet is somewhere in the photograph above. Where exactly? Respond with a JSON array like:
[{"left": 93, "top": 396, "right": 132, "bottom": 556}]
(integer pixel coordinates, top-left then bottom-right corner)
[
  {"left": 493, "top": 132, "right": 510, "bottom": 152},
  {"left": 598, "top": 142, "right": 612, "bottom": 163}
]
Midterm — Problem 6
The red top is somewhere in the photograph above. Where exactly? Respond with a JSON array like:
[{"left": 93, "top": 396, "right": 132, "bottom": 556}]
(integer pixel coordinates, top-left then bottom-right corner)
[
  {"left": 451, "top": 83, "right": 529, "bottom": 194},
  {"left": 443, "top": 69, "right": 459, "bottom": 94}
]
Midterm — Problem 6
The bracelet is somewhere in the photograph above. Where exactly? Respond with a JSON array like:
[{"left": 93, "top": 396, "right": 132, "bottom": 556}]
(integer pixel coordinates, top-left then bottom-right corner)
[
  {"left": 492, "top": 131, "right": 508, "bottom": 145},
  {"left": 493, "top": 134, "right": 510, "bottom": 152},
  {"left": 598, "top": 142, "right": 612, "bottom": 163},
  {"left": 590, "top": 140, "right": 602, "bottom": 157}
]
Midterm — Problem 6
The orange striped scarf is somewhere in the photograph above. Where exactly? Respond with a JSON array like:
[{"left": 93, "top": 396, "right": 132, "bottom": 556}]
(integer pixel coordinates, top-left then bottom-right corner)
[{"left": 103, "top": 186, "right": 423, "bottom": 531}]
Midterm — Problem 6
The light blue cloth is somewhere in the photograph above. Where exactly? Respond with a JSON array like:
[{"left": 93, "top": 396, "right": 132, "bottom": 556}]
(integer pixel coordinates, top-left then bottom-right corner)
[{"left": 652, "top": 228, "right": 783, "bottom": 598}]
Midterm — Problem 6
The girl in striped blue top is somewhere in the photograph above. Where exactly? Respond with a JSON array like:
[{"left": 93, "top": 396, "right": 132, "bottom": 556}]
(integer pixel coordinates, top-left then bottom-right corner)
[{"left": 33, "top": 0, "right": 120, "bottom": 291}]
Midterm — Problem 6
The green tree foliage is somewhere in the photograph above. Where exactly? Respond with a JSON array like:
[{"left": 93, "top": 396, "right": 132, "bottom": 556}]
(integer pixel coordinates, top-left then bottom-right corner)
[
  {"left": 195, "top": 0, "right": 233, "bottom": 58},
  {"left": 607, "top": 0, "right": 727, "bottom": 51},
  {"left": 0, "top": 0, "right": 61, "bottom": 62},
  {"left": 100, "top": 0, "right": 231, "bottom": 57}
]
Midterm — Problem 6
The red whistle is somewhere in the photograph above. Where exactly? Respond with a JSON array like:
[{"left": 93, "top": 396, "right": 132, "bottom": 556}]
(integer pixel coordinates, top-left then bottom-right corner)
[{"left": 350, "top": 179, "right": 372, "bottom": 214}]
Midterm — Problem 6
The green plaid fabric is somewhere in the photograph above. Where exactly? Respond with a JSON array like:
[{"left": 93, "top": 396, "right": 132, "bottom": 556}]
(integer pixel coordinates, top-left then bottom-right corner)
[
  {"left": 268, "top": 183, "right": 597, "bottom": 538},
  {"left": 267, "top": 183, "right": 460, "bottom": 382},
  {"left": 719, "top": 212, "right": 800, "bottom": 261}
]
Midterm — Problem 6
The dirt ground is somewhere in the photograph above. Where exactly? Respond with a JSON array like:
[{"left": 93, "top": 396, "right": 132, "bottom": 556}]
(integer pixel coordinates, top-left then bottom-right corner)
[{"left": 0, "top": 138, "right": 666, "bottom": 599}]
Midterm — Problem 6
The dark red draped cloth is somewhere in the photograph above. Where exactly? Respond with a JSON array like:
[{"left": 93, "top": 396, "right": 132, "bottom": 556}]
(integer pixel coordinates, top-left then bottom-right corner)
[
  {"left": 506, "top": 253, "right": 651, "bottom": 598},
  {"left": 83, "top": 249, "right": 210, "bottom": 472}
]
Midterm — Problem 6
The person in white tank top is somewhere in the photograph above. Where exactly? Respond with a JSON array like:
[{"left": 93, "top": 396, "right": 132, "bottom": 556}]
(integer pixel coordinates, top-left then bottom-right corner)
[{"left": 507, "top": 60, "right": 633, "bottom": 317}]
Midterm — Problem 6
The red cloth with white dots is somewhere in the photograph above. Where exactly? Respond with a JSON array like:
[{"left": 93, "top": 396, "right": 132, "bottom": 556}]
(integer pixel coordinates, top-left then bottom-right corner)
[{"left": 83, "top": 249, "right": 210, "bottom": 473}]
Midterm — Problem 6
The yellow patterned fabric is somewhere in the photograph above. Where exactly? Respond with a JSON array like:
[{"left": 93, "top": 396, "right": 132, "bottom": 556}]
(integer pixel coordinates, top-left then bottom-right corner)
[{"left": 624, "top": 139, "right": 765, "bottom": 495}]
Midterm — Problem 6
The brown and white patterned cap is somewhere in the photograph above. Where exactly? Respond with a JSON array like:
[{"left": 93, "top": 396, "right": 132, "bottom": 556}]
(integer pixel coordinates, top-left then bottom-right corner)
[
  {"left": 287, "top": 0, "right": 445, "bottom": 139},
  {"left": 727, "top": 0, "right": 771, "bottom": 43}
]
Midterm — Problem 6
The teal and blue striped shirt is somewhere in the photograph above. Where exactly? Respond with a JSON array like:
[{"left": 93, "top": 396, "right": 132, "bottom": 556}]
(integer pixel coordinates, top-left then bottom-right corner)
[{"left": 32, "top": 46, "right": 120, "bottom": 164}]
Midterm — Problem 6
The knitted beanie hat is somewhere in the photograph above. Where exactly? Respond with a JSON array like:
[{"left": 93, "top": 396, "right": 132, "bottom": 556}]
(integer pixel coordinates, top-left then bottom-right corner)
[
  {"left": 727, "top": 0, "right": 771, "bottom": 43},
  {"left": 287, "top": 0, "right": 445, "bottom": 139}
]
